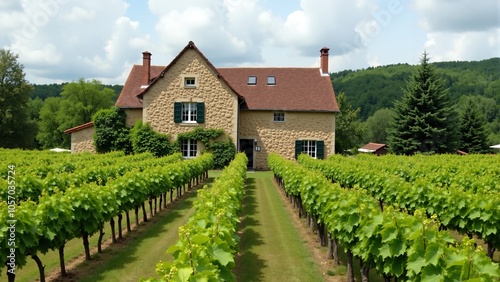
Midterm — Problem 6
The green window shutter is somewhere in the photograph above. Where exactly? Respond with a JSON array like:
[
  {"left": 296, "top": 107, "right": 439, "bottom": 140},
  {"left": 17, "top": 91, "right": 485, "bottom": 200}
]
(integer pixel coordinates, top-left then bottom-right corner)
[
  {"left": 174, "top": 102, "right": 182, "bottom": 123},
  {"left": 294, "top": 140, "right": 303, "bottom": 159},
  {"left": 317, "top": 140, "right": 325, "bottom": 159},
  {"left": 197, "top": 102, "right": 205, "bottom": 123}
]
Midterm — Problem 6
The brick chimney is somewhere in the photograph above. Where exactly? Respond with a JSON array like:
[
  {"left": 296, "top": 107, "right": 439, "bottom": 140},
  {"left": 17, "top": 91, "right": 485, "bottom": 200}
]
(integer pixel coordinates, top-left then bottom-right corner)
[
  {"left": 142, "top": 51, "right": 151, "bottom": 85},
  {"left": 320, "top": 47, "right": 329, "bottom": 75}
]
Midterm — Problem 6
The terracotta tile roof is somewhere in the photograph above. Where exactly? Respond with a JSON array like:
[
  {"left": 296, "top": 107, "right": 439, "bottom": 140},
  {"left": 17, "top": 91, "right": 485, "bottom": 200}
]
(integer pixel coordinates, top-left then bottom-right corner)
[
  {"left": 115, "top": 65, "right": 165, "bottom": 108},
  {"left": 117, "top": 41, "right": 339, "bottom": 112},
  {"left": 218, "top": 68, "right": 338, "bottom": 112},
  {"left": 64, "top": 121, "right": 94, "bottom": 134},
  {"left": 358, "top": 142, "right": 387, "bottom": 152}
]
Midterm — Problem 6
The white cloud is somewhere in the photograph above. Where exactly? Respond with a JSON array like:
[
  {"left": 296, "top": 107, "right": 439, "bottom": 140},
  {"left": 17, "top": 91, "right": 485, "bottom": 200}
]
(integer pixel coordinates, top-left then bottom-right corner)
[
  {"left": 1, "top": 0, "right": 151, "bottom": 83},
  {"left": 275, "top": 0, "right": 376, "bottom": 56},
  {"left": 0, "top": 0, "right": 497, "bottom": 84},
  {"left": 63, "top": 6, "right": 96, "bottom": 21},
  {"left": 10, "top": 42, "right": 62, "bottom": 66},
  {"left": 414, "top": 0, "right": 500, "bottom": 32},
  {"left": 366, "top": 53, "right": 381, "bottom": 67},
  {"left": 146, "top": 0, "right": 391, "bottom": 70},
  {"left": 424, "top": 30, "right": 500, "bottom": 62},
  {"left": 148, "top": 0, "right": 275, "bottom": 65},
  {"left": 414, "top": 0, "right": 500, "bottom": 63}
]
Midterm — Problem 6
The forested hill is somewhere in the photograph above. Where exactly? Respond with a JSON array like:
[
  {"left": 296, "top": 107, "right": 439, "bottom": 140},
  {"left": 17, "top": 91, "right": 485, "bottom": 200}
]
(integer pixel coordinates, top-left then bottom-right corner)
[
  {"left": 31, "top": 83, "right": 123, "bottom": 101},
  {"left": 331, "top": 57, "right": 500, "bottom": 120}
]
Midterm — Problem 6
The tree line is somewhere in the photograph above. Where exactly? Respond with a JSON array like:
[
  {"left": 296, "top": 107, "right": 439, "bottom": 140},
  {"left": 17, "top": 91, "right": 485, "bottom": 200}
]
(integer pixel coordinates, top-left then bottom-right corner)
[
  {"left": 334, "top": 55, "right": 500, "bottom": 154},
  {"left": 1, "top": 47, "right": 498, "bottom": 155},
  {"left": 0, "top": 49, "right": 122, "bottom": 149},
  {"left": 332, "top": 57, "right": 500, "bottom": 120}
]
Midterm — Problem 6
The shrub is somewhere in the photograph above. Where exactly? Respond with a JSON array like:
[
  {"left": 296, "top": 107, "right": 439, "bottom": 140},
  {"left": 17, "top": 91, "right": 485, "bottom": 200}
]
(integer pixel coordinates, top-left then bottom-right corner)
[
  {"left": 130, "top": 121, "right": 175, "bottom": 157},
  {"left": 211, "top": 140, "right": 236, "bottom": 169},
  {"left": 178, "top": 128, "right": 235, "bottom": 168},
  {"left": 93, "top": 107, "right": 132, "bottom": 154}
]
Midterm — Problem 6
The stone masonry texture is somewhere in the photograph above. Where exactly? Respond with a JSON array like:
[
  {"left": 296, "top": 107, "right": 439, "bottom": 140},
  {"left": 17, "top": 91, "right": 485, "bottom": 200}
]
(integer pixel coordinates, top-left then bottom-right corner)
[
  {"left": 142, "top": 49, "right": 239, "bottom": 142},
  {"left": 71, "top": 126, "right": 96, "bottom": 153},
  {"left": 239, "top": 110, "right": 335, "bottom": 169}
]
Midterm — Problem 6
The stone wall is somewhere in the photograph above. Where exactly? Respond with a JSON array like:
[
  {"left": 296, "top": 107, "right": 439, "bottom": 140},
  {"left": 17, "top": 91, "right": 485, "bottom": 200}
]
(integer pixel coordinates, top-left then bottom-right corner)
[
  {"left": 239, "top": 110, "right": 335, "bottom": 169},
  {"left": 124, "top": 108, "right": 143, "bottom": 128},
  {"left": 71, "top": 126, "right": 96, "bottom": 153},
  {"left": 142, "top": 49, "right": 239, "bottom": 147}
]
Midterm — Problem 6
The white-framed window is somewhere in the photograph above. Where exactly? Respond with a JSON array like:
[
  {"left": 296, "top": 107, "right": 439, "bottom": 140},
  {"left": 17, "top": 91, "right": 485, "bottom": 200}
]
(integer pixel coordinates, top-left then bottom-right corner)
[
  {"left": 302, "top": 140, "right": 317, "bottom": 158},
  {"left": 273, "top": 112, "right": 285, "bottom": 122},
  {"left": 295, "top": 140, "right": 324, "bottom": 159},
  {"left": 181, "top": 139, "right": 197, "bottom": 158},
  {"left": 247, "top": 76, "right": 257, "bottom": 85},
  {"left": 182, "top": 102, "right": 197, "bottom": 123},
  {"left": 267, "top": 76, "right": 276, "bottom": 85},
  {"left": 184, "top": 77, "right": 196, "bottom": 87}
]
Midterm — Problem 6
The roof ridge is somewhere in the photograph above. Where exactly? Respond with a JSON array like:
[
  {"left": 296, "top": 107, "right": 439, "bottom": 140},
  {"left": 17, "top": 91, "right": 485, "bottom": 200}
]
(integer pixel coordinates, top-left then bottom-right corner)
[
  {"left": 137, "top": 41, "right": 245, "bottom": 103},
  {"left": 216, "top": 66, "right": 319, "bottom": 69}
]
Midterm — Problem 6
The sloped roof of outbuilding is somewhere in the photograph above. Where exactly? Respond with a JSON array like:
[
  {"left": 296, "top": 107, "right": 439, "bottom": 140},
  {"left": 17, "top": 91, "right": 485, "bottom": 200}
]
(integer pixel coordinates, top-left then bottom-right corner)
[{"left": 358, "top": 142, "right": 387, "bottom": 153}]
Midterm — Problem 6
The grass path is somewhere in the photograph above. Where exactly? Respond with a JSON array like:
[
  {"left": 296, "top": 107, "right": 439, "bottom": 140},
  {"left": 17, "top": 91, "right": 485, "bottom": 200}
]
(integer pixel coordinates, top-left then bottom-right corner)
[
  {"left": 76, "top": 190, "right": 199, "bottom": 282},
  {"left": 236, "top": 171, "right": 324, "bottom": 282}
]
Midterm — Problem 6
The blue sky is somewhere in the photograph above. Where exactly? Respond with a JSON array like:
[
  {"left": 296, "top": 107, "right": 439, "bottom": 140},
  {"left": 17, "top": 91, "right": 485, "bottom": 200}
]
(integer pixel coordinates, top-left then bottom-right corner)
[{"left": 0, "top": 0, "right": 498, "bottom": 84}]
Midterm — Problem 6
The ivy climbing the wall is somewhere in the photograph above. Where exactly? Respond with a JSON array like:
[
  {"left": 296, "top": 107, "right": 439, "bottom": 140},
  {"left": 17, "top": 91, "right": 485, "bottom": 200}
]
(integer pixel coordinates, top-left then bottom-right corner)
[
  {"left": 177, "top": 127, "right": 235, "bottom": 169},
  {"left": 93, "top": 107, "right": 133, "bottom": 154},
  {"left": 130, "top": 121, "right": 176, "bottom": 157}
]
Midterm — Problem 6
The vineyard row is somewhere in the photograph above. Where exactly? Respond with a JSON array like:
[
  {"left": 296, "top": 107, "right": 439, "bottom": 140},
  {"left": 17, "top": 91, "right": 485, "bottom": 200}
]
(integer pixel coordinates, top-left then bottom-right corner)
[
  {"left": 1, "top": 153, "right": 213, "bottom": 282},
  {"left": 298, "top": 154, "right": 500, "bottom": 258},
  {"left": 268, "top": 153, "right": 500, "bottom": 281},
  {"left": 148, "top": 153, "right": 248, "bottom": 282}
]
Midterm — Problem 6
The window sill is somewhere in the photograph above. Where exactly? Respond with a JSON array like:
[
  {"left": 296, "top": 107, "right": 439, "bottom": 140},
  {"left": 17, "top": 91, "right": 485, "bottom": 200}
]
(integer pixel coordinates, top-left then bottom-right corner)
[
  {"left": 179, "top": 122, "right": 199, "bottom": 127},
  {"left": 184, "top": 85, "right": 197, "bottom": 89}
]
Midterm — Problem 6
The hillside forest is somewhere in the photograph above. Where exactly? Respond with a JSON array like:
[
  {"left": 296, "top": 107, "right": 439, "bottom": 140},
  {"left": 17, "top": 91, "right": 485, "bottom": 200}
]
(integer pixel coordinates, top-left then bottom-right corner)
[{"left": 331, "top": 57, "right": 500, "bottom": 146}]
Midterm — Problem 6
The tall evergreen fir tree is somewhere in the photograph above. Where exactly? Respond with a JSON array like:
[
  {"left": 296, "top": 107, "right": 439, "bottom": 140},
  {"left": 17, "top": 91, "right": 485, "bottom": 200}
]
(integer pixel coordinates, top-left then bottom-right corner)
[
  {"left": 387, "top": 52, "right": 458, "bottom": 155},
  {"left": 459, "top": 98, "right": 489, "bottom": 153}
]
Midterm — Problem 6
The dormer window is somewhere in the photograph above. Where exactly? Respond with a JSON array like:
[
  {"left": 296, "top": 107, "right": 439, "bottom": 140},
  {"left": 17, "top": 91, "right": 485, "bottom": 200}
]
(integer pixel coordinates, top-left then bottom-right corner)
[
  {"left": 267, "top": 76, "right": 276, "bottom": 85},
  {"left": 247, "top": 76, "right": 257, "bottom": 85}
]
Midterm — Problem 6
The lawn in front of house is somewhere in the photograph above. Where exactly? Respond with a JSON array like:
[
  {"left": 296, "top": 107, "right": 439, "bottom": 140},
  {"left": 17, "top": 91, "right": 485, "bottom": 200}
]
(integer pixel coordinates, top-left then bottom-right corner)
[{"left": 235, "top": 171, "right": 324, "bottom": 282}]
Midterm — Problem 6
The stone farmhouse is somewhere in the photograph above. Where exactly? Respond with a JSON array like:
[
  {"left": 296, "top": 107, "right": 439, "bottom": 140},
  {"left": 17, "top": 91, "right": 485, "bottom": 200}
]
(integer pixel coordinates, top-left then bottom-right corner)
[{"left": 65, "top": 41, "right": 339, "bottom": 169}]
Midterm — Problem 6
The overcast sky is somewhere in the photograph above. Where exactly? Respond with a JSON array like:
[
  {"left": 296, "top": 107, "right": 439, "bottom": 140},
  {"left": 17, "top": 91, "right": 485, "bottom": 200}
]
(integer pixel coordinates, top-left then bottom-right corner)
[{"left": 1, "top": 0, "right": 499, "bottom": 84}]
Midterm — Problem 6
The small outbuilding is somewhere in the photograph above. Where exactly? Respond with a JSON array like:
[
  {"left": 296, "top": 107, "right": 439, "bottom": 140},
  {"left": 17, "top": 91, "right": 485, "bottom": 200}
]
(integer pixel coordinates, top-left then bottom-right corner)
[{"left": 358, "top": 143, "right": 388, "bottom": 156}]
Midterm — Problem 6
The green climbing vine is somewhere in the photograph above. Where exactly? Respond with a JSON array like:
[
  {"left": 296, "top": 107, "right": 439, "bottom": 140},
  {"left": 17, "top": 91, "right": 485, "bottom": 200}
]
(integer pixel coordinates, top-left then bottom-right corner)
[
  {"left": 177, "top": 128, "right": 223, "bottom": 144},
  {"left": 177, "top": 128, "right": 235, "bottom": 169}
]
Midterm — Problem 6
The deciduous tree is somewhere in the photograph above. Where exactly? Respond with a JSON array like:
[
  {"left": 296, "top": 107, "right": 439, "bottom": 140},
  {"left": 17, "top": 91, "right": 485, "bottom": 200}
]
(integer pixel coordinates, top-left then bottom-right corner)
[
  {"left": 0, "top": 49, "right": 36, "bottom": 148},
  {"left": 60, "top": 78, "right": 114, "bottom": 130},
  {"left": 37, "top": 79, "right": 115, "bottom": 148},
  {"left": 335, "top": 92, "right": 365, "bottom": 154},
  {"left": 37, "top": 97, "right": 68, "bottom": 148},
  {"left": 365, "top": 108, "right": 393, "bottom": 144}
]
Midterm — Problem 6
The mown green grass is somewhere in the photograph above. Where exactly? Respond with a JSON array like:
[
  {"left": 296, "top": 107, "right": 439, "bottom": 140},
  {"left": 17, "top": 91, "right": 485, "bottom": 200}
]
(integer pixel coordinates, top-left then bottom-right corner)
[
  {"left": 77, "top": 189, "right": 201, "bottom": 282},
  {"left": 236, "top": 171, "right": 324, "bottom": 282}
]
